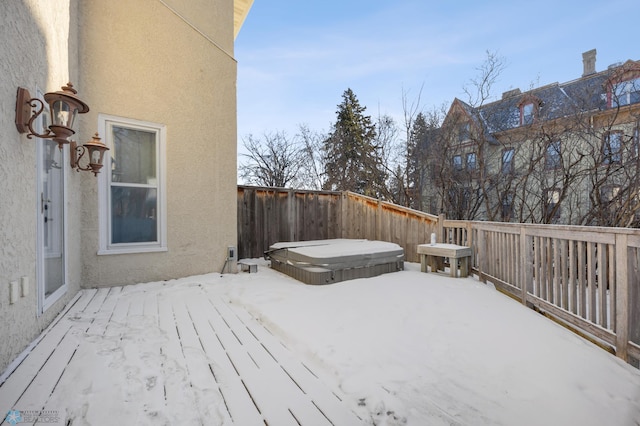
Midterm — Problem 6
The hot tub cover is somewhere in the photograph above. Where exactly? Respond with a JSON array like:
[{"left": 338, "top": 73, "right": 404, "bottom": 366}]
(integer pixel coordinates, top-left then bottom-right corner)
[{"left": 266, "top": 239, "right": 404, "bottom": 285}]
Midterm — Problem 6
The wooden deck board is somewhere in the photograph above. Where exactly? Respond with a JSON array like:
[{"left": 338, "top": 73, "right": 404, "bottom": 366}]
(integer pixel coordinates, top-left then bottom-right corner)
[
  {"left": 181, "top": 291, "right": 264, "bottom": 425},
  {"left": 0, "top": 284, "right": 363, "bottom": 426},
  {"left": 0, "top": 290, "right": 97, "bottom": 416},
  {"left": 201, "top": 294, "right": 326, "bottom": 426},
  {"left": 223, "top": 296, "right": 365, "bottom": 425}
]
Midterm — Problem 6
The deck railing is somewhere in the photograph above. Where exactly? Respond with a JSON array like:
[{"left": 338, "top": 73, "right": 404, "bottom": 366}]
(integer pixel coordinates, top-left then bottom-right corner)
[
  {"left": 443, "top": 220, "right": 640, "bottom": 366},
  {"left": 238, "top": 186, "right": 640, "bottom": 366}
]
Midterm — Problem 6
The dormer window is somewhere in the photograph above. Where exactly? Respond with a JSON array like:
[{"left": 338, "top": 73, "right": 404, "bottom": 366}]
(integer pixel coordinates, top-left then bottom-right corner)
[
  {"left": 517, "top": 95, "right": 540, "bottom": 126},
  {"left": 520, "top": 102, "right": 535, "bottom": 125},
  {"left": 612, "top": 77, "right": 640, "bottom": 107}
]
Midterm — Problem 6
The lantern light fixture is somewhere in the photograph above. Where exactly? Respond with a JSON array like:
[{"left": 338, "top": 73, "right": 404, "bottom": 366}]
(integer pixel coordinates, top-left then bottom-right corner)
[
  {"left": 15, "top": 82, "right": 108, "bottom": 176},
  {"left": 71, "top": 133, "right": 110, "bottom": 176},
  {"left": 15, "top": 82, "right": 89, "bottom": 149}
]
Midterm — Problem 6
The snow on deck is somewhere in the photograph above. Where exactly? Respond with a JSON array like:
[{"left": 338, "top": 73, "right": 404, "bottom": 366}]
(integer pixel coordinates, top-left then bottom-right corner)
[
  {"left": 1, "top": 262, "right": 639, "bottom": 425},
  {"left": 0, "top": 281, "right": 363, "bottom": 425}
]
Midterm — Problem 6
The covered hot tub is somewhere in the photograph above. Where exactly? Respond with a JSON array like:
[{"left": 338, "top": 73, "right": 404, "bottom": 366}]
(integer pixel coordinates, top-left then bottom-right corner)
[{"left": 266, "top": 239, "right": 404, "bottom": 285}]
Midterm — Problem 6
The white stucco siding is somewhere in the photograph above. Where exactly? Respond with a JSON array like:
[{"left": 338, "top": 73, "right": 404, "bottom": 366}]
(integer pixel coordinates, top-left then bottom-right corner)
[{"left": 0, "top": 0, "right": 84, "bottom": 374}]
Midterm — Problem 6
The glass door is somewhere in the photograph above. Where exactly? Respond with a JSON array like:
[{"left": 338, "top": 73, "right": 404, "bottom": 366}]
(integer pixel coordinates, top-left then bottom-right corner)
[{"left": 37, "top": 99, "right": 66, "bottom": 313}]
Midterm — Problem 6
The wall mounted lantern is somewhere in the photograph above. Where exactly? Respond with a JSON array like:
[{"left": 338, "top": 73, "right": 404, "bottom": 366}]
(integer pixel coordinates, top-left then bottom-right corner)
[
  {"left": 71, "top": 133, "right": 109, "bottom": 176},
  {"left": 15, "top": 82, "right": 108, "bottom": 176},
  {"left": 16, "top": 83, "right": 88, "bottom": 148}
]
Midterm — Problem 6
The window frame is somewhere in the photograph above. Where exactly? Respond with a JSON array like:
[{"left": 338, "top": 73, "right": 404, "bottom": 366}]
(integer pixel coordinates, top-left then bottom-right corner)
[
  {"left": 465, "top": 152, "right": 477, "bottom": 171},
  {"left": 611, "top": 77, "right": 640, "bottom": 107},
  {"left": 520, "top": 102, "right": 535, "bottom": 125},
  {"left": 501, "top": 148, "right": 515, "bottom": 174},
  {"left": 602, "top": 131, "right": 623, "bottom": 165},
  {"left": 98, "top": 114, "right": 167, "bottom": 255},
  {"left": 545, "top": 140, "right": 561, "bottom": 170},
  {"left": 452, "top": 155, "right": 463, "bottom": 171},
  {"left": 458, "top": 122, "right": 470, "bottom": 142}
]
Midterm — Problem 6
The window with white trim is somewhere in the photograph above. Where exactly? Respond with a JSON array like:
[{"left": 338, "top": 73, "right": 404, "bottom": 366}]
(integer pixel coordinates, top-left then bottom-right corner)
[{"left": 98, "top": 115, "right": 167, "bottom": 254}]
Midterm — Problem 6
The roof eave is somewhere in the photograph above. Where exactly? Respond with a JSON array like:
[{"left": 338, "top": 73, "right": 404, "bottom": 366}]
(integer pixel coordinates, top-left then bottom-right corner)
[{"left": 234, "top": 0, "right": 254, "bottom": 39}]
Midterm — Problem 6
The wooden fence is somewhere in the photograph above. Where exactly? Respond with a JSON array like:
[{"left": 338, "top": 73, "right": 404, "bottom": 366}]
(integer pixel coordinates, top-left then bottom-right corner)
[
  {"left": 237, "top": 186, "right": 640, "bottom": 366},
  {"left": 237, "top": 186, "right": 438, "bottom": 263}
]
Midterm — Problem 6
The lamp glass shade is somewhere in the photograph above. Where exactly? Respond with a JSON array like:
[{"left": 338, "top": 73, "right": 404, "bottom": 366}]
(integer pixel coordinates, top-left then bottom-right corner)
[
  {"left": 51, "top": 99, "right": 78, "bottom": 129},
  {"left": 83, "top": 133, "right": 110, "bottom": 173},
  {"left": 88, "top": 145, "right": 106, "bottom": 167}
]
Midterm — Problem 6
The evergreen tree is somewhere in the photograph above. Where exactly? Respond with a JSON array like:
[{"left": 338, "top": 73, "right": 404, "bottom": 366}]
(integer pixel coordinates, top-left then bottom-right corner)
[
  {"left": 322, "top": 88, "right": 386, "bottom": 197},
  {"left": 406, "top": 112, "right": 429, "bottom": 209}
]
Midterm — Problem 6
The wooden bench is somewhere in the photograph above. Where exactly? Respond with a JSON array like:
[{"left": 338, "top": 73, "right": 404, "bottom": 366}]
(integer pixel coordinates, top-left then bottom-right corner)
[{"left": 417, "top": 243, "right": 472, "bottom": 278}]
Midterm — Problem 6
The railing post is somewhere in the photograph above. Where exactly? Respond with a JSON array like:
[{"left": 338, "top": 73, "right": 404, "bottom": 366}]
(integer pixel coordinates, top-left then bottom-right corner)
[
  {"left": 437, "top": 214, "right": 445, "bottom": 243},
  {"left": 615, "top": 233, "right": 629, "bottom": 362},
  {"left": 477, "top": 227, "right": 486, "bottom": 283},
  {"left": 519, "top": 226, "right": 528, "bottom": 305}
]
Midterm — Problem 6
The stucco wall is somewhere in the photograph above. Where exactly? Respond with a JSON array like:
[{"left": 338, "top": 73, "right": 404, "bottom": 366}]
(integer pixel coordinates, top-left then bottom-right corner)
[
  {"left": 78, "top": 0, "right": 238, "bottom": 287},
  {"left": 0, "top": 0, "right": 84, "bottom": 373}
]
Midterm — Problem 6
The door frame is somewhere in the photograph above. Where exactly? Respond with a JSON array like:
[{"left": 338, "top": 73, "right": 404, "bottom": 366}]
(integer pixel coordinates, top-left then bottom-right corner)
[{"left": 35, "top": 87, "right": 69, "bottom": 315}]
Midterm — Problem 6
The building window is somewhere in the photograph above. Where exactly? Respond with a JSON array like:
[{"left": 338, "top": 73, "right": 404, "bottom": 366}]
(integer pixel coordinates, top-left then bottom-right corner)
[
  {"left": 466, "top": 152, "right": 477, "bottom": 171},
  {"left": 452, "top": 155, "right": 463, "bottom": 171},
  {"left": 520, "top": 102, "right": 535, "bottom": 125},
  {"left": 98, "top": 115, "right": 167, "bottom": 254},
  {"left": 545, "top": 141, "right": 561, "bottom": 169},
  {"left": 602, "top": 131, "right": 622, "bottom": 165},
  {"left": 502, "top": 148, "right": 515, "bottom": 174},
  {"left": 458, "top": 123, "right": 470, "bottom": 142},
  {"left": 545, "top": 188, "right": 561, "bottom": 223},
  {"left": 612, "top": 77, "right": 640, "bottom": 107}
]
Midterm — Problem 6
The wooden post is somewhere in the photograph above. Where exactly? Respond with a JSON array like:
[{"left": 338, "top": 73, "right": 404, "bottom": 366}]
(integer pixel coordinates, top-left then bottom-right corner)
[
  {"left": 520, "top": 226, "right": 528, "bottom": 305},
  {"left": 288, "top": 189, "right": 295, "bottom": 242},
  {"left": 376, "top": 198, "right": 382, "bottom": 241},
  {"left": 478, "top": 228, "right": 486, "bottom": 283},
  {"left": 615, "top": 233, "right": 629, "bottom": 362},
  {"left": 437, "top": 214, "right": 445, "bottom": 243},
  {"left": 340, "top": 192, "right": 348, "bottom": 239}
]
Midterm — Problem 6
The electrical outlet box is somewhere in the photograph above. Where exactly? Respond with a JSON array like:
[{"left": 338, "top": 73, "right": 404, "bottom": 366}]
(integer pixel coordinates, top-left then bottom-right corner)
[
  {"left": 21, "top": 276, "right": 29, "bottom": 297},
  {"left": 228, "top": 246, "right": 237, "bottom": 261},
  {"left": 10, "top": 281, "right": 19, "bottom": 304}
]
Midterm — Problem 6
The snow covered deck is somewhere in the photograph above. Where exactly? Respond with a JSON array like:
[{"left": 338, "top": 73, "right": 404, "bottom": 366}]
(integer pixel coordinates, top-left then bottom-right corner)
[
  {"left": 1, "top": 262, "right": 639, "bottom": 425},
  {"left": 0, "top": 280, "right": 363, "bottom": 425}
]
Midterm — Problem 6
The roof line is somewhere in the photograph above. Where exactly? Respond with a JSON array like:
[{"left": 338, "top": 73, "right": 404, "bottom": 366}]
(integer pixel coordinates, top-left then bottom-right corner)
[{"left": 157, "top": 0, "right": 237, "bottom": 63}]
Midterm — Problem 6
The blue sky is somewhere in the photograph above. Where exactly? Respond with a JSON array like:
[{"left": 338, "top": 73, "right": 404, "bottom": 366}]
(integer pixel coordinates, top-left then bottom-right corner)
[{"left": 235, "top": 0, "right": 638, "bottom": 141}]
